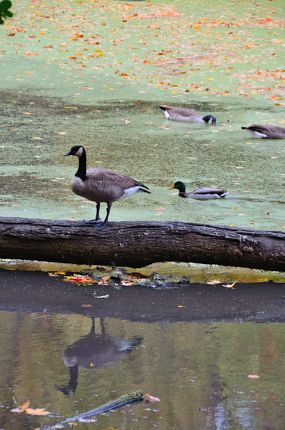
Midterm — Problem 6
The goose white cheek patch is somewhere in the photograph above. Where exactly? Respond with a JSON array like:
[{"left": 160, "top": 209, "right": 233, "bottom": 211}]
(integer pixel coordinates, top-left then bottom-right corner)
[{"left": 75, "top": 147, "right": 84, "bottom": 157}]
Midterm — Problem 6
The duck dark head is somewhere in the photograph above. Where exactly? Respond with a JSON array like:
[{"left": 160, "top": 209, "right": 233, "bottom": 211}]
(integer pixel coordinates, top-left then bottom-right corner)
[
  {"left": 203, "top": 115, "right": 216, "bottom": 125},
  {"left": 173, "top": 181, "right": 186, "bottom": 192},
  {"left": 65, "top": 145, "right": 85, "bottom": 157}
]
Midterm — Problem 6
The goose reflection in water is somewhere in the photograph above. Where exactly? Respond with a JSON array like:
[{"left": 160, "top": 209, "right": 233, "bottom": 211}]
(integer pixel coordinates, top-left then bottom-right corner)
[{"left": 56, "top": 317, "right": 143, "bottom": 396}]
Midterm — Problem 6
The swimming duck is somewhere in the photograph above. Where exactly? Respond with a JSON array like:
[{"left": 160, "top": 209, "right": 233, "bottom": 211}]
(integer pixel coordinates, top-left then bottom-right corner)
[
  {"left": 65, "top": 145, "right": 150, "bottom": 230},
  {"left": 170, "top": 181, "right": 228, "bottom": 200},
  {"left": 160, "top": 105, "right": 216, "bottom": 125},
  {"left": 242, "top": 124, "right": 285, "bottom": 139}
]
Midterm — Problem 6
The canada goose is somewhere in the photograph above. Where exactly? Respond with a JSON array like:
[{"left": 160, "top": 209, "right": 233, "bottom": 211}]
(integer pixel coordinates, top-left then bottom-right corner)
[
  {"left": 241, "top": 124, "right": 285, "bottom": 139},
  {"left": 160, "top": 105, "right": 216, "bottom": 125},
  {"left": 65, "top": 145, "right": 150, "bottom": 230},
  {"left": 170, "top": 181, "right": 228, "bottom": 200},
  {"left": 56, "top": 317, "right": 143, "bottom": 396}
]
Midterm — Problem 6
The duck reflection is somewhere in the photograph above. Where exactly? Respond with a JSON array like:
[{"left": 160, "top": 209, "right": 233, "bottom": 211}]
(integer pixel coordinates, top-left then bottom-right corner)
[{"left": 56, "top": 317, "right": 143, "bottom": 396}]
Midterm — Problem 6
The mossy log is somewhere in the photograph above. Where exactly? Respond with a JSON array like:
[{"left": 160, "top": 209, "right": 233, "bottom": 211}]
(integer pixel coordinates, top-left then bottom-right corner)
[{"left": 0, "top": 216, "right": 285, "bottom": 270}]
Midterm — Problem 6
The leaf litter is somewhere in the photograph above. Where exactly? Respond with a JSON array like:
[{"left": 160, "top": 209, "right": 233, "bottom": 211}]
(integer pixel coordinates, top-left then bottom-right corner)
[{"left": 2, "top": 0, "right": 285, "bottom": 104}]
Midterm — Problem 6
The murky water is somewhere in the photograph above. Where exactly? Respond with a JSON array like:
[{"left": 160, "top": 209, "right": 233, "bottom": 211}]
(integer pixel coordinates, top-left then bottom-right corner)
[{"left": 1, "top": 271, "right": 285, "bottom": 430}]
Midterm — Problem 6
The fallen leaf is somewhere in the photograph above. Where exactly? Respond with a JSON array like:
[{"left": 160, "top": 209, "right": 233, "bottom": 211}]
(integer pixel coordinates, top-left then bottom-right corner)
[
  {"left": 121, "top": 280, "right": 134, "bottom": 286},
  {"left": 12, "top": 400, "right": 30, "bottom": 413},
  {"left": 25, "top": 407, "right": 50, "bottom": 416},
  {"left": 12, "top": 401, "right": 50, "bottom": 416},
  {"left": 248, "top": 374, "right": 260, "bottom": 379},
  {"left": 144, "top": 393, "right": 160, "bottom": 403},
  {"left": 222, "top": 281, "right": 236, "bottom": 289},
  {"left": 206, "top": 280, "right": 221, "bottom": 285}
]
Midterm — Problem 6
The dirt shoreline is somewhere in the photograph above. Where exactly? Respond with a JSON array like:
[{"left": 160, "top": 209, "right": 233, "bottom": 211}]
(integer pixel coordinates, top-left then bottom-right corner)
[{"left": 1, "top": 269, "right": 285, "bottom": 323}]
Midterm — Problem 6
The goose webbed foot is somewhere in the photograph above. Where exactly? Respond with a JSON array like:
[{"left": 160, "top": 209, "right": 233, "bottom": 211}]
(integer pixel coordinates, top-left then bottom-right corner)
[
  {"left": 82, "top": 218, "right": 102, "bottom": 224},
  {"left": 95, "top": 221, "right": 108, "bottom": 231}
]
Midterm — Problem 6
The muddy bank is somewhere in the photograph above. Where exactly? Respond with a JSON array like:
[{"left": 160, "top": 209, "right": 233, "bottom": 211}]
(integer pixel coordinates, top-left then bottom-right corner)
[{"left": 1, "top": 269, "right": 285, "bottom": 323}]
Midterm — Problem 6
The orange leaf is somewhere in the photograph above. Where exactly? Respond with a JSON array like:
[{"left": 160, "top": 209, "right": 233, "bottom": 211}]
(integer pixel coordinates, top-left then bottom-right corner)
[
  {"left": 25, "top": 407, "right": 50, "bottom": 416},
  {"left": 12, "top": 400, "right": 30, "bottom": 413}
]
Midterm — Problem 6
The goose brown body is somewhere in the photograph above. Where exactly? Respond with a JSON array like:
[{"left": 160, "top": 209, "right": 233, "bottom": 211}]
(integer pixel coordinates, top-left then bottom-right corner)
[
  {"left": 71, "top": 168, "right": 147, "bottom": 203},
  {"left": 242, "top": 124, "right": 285, "bottom": 139},
  {"left": 160, "top": 105, "right": 216, "bottom": 124}
]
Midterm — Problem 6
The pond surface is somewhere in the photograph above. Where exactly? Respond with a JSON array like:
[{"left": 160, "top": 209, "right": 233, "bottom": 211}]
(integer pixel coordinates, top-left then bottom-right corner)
[
  {"left": 1, "top": 270, "right": 285, "bottom": 430},
  {"left": 0, "top": 0, "right": 285, "bottom": 230},
  {"left": 0, "top": 2, "right": 285, "bottom": 429}
]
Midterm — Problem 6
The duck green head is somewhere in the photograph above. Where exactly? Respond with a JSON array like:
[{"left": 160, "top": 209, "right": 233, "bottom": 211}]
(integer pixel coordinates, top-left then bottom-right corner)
[{"left": 172, "top": 181, "right": 186, "bottom": 192}]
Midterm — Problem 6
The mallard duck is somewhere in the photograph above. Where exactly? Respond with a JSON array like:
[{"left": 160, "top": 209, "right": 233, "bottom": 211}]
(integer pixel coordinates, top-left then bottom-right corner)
[
  {"left": 242, "top": 124, "right": 285, "bottom": 139},
  {"left": 170, "top": 181, "right": 228, "bottom": 200},
  {"left": 160, "top": 105, "right": 216, "bottom": 125},
  {"left": 65, "top": 145, "right": 150, "bottom": 230}
]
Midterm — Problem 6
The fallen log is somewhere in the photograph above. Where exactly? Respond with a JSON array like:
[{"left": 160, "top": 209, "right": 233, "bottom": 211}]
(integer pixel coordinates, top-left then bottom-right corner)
[{"left": 0, "top": 217, "right": 284, "bottom": 270}]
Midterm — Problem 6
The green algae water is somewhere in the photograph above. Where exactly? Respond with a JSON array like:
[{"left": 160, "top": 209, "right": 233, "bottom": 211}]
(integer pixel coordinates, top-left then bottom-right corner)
[{"left": 0, "top": 0, "right": 285, "bottom": 230}]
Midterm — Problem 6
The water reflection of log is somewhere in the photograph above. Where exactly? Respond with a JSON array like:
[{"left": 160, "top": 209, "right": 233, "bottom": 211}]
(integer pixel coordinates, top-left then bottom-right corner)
[
  {"left": 0, "top": 217, "right": 285, "bottom": 270},
  {"left": 1, "top": 270, "right": 285, "bottom": 323},
  {"left": 56, "top": 317, "right": 143, "bottom": 395}
]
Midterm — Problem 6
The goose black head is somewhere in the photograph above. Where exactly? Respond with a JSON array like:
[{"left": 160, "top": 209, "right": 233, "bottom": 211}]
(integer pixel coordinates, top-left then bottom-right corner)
[
  {"left": 203, "top": 115, "right": 217, "bottom": 125},
  {"left": 65, "top": 145, "right": 85, "bottom": 157}
]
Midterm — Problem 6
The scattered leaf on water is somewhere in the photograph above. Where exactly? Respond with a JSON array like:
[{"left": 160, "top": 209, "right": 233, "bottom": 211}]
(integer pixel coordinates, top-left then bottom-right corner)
[
  {"left": 12, "top": 401, "right": 50, "bottom": 416},
  {"left": 144, "top": 393, "right": 161, "bottom": 403},
  {"left": 248, "top": 374, "right": 260, "bottom": 379}
]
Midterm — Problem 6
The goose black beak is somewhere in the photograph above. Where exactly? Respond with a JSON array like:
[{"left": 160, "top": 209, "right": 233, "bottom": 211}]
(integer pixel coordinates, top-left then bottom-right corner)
[{"left": 64, "top": 151, "right": 72, "bottom": 157}]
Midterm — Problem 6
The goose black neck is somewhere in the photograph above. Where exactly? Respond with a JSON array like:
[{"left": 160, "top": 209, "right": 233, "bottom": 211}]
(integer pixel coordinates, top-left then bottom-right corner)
[{"left": 75, "top": 149, "right": 87, "bottom": 181}]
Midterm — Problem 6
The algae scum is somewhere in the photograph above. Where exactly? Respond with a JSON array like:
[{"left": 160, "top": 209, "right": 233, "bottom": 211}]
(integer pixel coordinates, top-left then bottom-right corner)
[{"left": 0, "top": 0, "right": 285, "bottom": 229}]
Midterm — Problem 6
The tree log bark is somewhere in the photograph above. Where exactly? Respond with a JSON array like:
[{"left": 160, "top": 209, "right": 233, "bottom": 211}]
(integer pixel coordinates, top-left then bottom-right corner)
[{"left": 0, "top": 217, "right": 284, "bottom": 270}]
